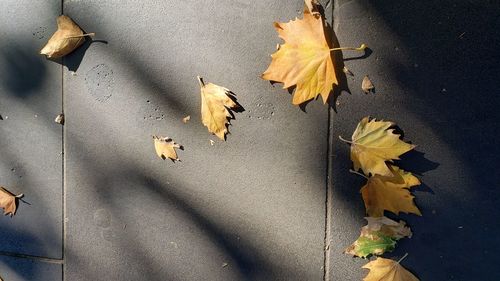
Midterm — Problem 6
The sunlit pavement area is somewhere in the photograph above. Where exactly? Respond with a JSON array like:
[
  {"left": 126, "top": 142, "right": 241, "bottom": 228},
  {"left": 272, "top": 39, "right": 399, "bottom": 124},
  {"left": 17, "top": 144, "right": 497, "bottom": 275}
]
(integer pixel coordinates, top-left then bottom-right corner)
[{"left": 0, "top": 1, "right": 499, "bottom": 280}]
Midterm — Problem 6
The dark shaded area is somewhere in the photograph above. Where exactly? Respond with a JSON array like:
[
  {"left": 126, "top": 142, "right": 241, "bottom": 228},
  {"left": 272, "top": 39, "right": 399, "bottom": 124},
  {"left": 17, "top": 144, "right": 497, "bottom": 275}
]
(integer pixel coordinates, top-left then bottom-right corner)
[
  {"left": 329, "top": 0, "right": 500, "bottom": 280},
  {"left": 0, "top": 42, "right": 47, "bottom": 98}
]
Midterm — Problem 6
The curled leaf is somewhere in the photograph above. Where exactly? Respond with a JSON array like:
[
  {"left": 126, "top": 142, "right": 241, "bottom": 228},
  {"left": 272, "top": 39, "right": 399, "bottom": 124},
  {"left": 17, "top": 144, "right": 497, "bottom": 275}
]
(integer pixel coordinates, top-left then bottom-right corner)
[
  {"left": 362, "top": 75, "right": 374, "bottom": 93},
  {"left": 0, "top": 187, "right": 24, "bottom": 217},
  {"left": 40, "top": 15, "right": 94, "bottom": 58},
  {"left": 198, "top": 76, "right": 239, "bottom": 140},
  {"left": 55, "top": 114, "right": 64, "bottom": 125},
  {"left": 345, "top": 216, "right": 412, "bottom": 258},
  {"left": 153, "top": 136, "right": 182, "bottom": 162}
]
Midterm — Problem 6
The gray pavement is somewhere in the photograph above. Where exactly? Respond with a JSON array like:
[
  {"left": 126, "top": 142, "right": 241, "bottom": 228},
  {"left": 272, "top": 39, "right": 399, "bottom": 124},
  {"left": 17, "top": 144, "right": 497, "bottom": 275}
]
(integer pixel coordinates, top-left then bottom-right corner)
[{"left": 0, "top": 0, "right": 499, "bottom": 280}]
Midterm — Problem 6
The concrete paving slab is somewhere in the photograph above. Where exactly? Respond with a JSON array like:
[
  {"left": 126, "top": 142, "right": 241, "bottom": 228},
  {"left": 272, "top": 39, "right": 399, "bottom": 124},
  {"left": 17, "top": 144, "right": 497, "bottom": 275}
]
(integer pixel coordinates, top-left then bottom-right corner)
[
  {"left": 0, "top": 0, "right": 63, "bottom": 258},
  {"left": 327, "top": 0, "right": 500, "bottom": 280},
  {"left": 0, "top": 256, "right": 61, "bottom": 281},
  {"left": 63, "top": 1, "right": 331, "bottom": 280}
]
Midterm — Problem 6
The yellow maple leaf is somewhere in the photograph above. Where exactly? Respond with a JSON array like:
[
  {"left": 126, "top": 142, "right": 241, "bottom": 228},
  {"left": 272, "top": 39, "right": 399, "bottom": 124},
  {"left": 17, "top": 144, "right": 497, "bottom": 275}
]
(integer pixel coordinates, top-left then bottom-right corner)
[
  {"left": 198, "top": 76, "right": 239, "bottom": 140},
  {"left": 342, "top": 117, "right": 415, "bottom": 177},
  {"left": 153, "top": 136, "right": 182, "bottom": 162},
  {"left": 0, "top": 187, "right": 23, "bottom": 217},
  {"left": 363, "top": 256, "right": 419, "bottom": 281},
  {"left": 261, "top": 0, "right": 337, "bottom": 105},
  {"left": 40, "top": 15, "right": 94, "bottom": 58},
  {"left": 360, "top": 166, "right": 422, "bottom": 217}
]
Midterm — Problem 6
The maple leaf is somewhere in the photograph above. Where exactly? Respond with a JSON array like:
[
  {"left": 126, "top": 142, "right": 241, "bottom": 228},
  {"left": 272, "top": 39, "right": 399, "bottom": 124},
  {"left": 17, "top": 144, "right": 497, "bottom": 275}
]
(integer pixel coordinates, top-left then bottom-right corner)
[
  {"left": 261, "top": 0, "right": 337, "bottom": 105},
  {"left": 360, "top": 166, "right": 422, "bottom": 217},
  {"left": 0, "top": 187, "right": 24, "bottom": 217},
  {"left": 342, "top": 117, "right": 415, "bottom": 177},
  {"left": 362, "top": 255, "right": 419, "bottom": 281},
  {"left": 198, "top": 76, "right": 239, "bottom": 140},
  {"left": 153, "top": 136, "right": 182, "bottom": 162},
  {"left": 345, "top": 216, "right": 412, "bottom": 258},
  {"left": 40, "top": 15, "right": 94, "bottom": 58}
]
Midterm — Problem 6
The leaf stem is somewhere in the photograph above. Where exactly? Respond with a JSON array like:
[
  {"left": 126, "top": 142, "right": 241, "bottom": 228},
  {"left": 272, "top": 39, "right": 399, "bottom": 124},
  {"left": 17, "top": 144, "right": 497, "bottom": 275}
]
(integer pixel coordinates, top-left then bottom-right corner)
[
  {"left": 349, "top": 169, "right": 368, "bottom": 180},
  {"left": 197, "top": 76, "right": 205, "bottom": 87},
  {"left": 397, "top": 253, "right": 409, "bottom": 263},
  {"left": 330, "top": 43, "right": 367, "bottom": 52},
  {"left": 64, "top": 32, "right": 95, "bottom": 39},
  {"left": 338, "top": 135, "right": 353, "bottom": 144}
]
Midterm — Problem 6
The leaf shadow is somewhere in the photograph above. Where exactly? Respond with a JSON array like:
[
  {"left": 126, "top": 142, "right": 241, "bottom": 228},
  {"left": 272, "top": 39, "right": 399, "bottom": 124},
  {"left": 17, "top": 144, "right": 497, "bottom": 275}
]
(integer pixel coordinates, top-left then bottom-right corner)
[{"left": 62, "top": 38, "right": 108, "bottom": 72}]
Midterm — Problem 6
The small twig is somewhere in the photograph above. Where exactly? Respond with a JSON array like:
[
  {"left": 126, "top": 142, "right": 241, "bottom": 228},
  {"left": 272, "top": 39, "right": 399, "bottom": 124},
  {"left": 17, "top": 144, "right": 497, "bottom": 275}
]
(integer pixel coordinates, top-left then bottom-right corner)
[
  {"left": 338, "top": 135, "right": 353, "bottom": 144},
  {"left": 197, "top": 76, "right": 205, "bottom": 87},
  {"left": 349, "top": 169, "right": 368, "bottom": 179},
  {"left": 330, "top": 43, "right": 367, "bottom": 52},
  {"left": 397, "top": 253, "right": 409, "bottom": 264},
  {"left": 64, "top": 32, "right": 95, "bottom": 39}
]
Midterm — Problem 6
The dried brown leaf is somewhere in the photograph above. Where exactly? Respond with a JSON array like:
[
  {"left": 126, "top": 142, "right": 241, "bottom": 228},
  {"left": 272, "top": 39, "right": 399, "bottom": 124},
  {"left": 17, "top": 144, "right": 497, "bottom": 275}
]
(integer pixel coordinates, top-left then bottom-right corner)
[
  {"left": 40, "top": 15, "right": 94, "bottom": 58},
  {"left": 362, "top": 75, "right": 375, "bottom": 93},
  {"left": 0, "top": 187, "right": 23, "bottom": 217},
  {"left": 153, "top": 136, "right": 182, "bottom": 162}
]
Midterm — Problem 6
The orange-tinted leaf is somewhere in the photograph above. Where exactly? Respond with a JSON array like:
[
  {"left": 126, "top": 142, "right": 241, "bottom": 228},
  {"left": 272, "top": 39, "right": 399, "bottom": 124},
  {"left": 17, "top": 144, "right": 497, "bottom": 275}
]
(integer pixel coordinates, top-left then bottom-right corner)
[
  {"left": 262, "top": 0, "right": 337, "bottom": 105},
  {"left": 361, "top": 166, "right": 422, "bottom": 217},
  {"left": 0, "top": 187, "right": 23, "bottom": 217}
]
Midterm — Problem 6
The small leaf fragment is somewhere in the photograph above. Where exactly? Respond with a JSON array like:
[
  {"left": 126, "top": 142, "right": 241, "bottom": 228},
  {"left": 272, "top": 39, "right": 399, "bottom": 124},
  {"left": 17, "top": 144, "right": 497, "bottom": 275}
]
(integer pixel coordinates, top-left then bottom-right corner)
[
  {"left": 346, "top": 117, "right": 415, "bottom": 177},
  {"left": 198, "top": 76, "right": 239, "bottom": 140},
  {"left": 343, "top": 66, "right": 354, "bottom": 76},
  {"left": 182, "top": 115, "right": 191, "bottom": 123},
  {"left": 55, "top": 114, "right": 64, "bottom": 125},
  {"left": 0, "top": 187, "right": 24, "bottom": 217},
  {"left": 360, "top": 166, "right": 422, "bottom": 217},
  {"left": 363, "top": 216, "right": 412, "bottom": 239},
  {"left": 362, "top": 75, "right": 374, "bottom": 93},
  {"left": 40, "top": 15, "right": 93, "bottom": 58},
  {"left": 153, "top": 136, "right": 182, "bottom": 161},
  {"left": 345, "top": 216, "right": 412, "bottom": 258},
  {"left": 362, "top": 256, "right": 419, "bottom": 281}
]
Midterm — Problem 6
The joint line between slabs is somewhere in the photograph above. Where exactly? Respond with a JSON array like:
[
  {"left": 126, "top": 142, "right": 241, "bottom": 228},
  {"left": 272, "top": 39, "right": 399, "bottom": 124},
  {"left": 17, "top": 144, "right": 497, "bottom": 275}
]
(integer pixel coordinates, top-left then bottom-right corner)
[
  {"left": 0, "top": 251, "right": 64, "bottom": 265},
  {"left": 323, "top": 3, "right": 336, "bottom": 281}
]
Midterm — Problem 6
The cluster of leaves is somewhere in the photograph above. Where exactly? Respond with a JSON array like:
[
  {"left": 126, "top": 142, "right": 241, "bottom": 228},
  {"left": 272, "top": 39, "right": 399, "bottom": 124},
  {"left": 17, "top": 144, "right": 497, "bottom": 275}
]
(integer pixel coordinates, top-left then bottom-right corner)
[
  {"left": 2, "top": 1, "right": 424, "bottom": 280},
  {"left": 341, "top": 117, "right": 421, "bottom": 280}
]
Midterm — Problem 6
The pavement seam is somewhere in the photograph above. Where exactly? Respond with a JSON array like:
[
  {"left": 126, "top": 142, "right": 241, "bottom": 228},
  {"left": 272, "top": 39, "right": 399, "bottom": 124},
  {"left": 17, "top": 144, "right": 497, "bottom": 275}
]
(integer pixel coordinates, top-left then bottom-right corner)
[
  {"left": 323, "top": 1, "right": 336, "bottom": 280},
  {"left": 61, "top": 2, "right": 66, "bottom": 281},
  {"left": 0, "top": 251, "right": 64, "bottom": 265}
]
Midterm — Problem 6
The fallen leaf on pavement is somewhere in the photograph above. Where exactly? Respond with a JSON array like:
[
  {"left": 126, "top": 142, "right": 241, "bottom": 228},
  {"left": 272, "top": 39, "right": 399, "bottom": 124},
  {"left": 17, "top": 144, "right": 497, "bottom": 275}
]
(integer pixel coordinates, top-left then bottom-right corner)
[
  {"left": 363, "top": 255, "right": 419, "bottom": 281},
  {"left": 40, "top": 15, "right": 94, "bottom": 58},
  {"left": 0, "top": 187, "right": 24, "bottom": 217},
  {"left": 360, "top": 166, "right": 422, "bottom": 217},
  {"left": 341, "top": 117, "right": 415, "bottom": 177},
  {"left": 362, "top": 75, "right": 375, "bottom": 93},
  {"left": 198, "top": 76, "right": 239, "bottom": 140},
  {"left": 261, "top": 0, "right": 337, "bottom": 105},
  {"left": 153, "top": 136, "right": 182, "bottom": 161},
  {"left": 345, "top": 216, "right": 412, "bottom": 258},
  {"left": 55, "top": 114, "right": 64, "bottom": 125}
]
